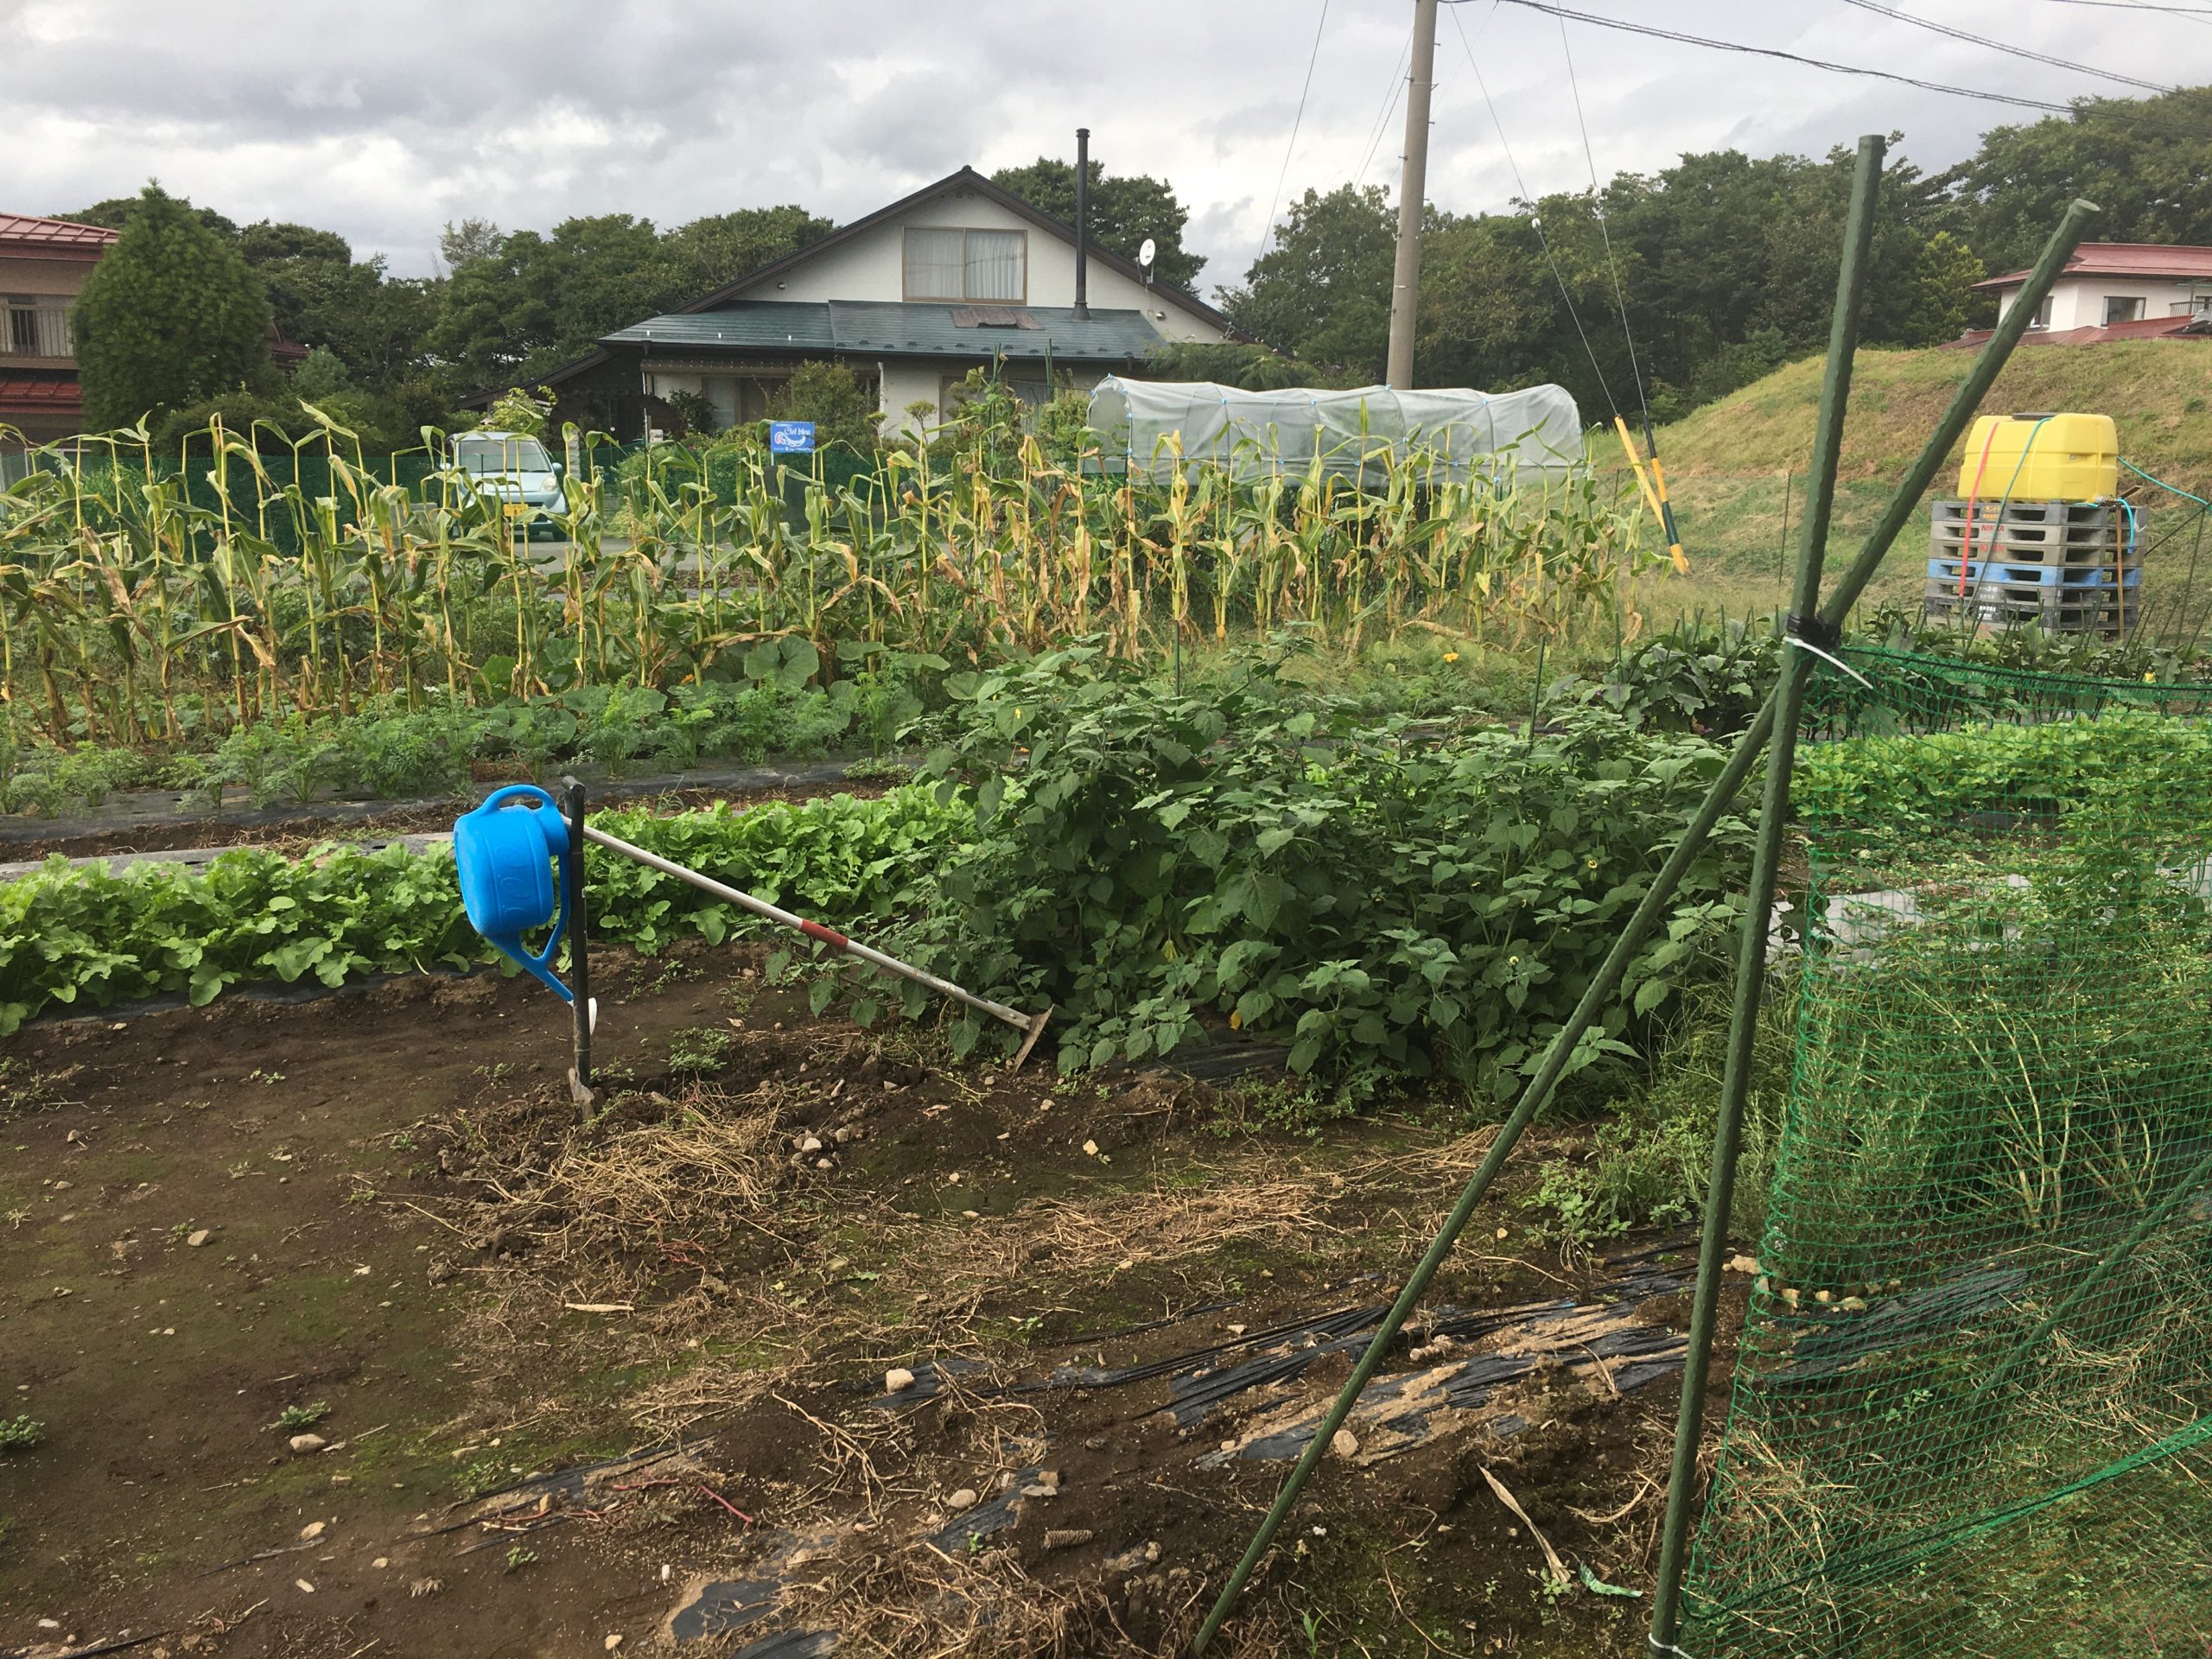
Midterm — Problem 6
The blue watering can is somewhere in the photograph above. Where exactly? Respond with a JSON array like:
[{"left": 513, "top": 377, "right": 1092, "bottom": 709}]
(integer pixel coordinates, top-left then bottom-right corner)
[{"left": 453, "top": 785, "right": 574, "bottom": 1002}]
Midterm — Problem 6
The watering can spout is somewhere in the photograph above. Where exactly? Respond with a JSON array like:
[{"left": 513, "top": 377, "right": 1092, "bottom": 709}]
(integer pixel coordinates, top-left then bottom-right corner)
[{"left": 453, "top": 785, "right": 575, "bottom": 1003}]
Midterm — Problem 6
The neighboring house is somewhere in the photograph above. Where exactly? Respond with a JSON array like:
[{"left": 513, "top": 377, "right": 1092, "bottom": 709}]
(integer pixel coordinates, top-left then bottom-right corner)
[
  {"left": 1959, "top": 243, "right": 2212, "bottom": 346},
  {"left": 0, "top": 212, "right": 119, "bottom": 448},
  {"left": 534, "top": 165, "right": 1243, "bottom": 440}
]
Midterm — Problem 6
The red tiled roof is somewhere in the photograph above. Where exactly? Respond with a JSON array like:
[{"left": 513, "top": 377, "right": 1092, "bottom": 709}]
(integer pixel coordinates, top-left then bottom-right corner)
[
  {"left": 1974, "top": 242, "right": 2212, "bottom": 289},
  {"left": 0, "top": 213, "right": 119, "bottom": 257},
  {"left": 1943, "top": 315, "right": 2212, "bottom": 349},
  {"left": 0, "top": 376, "right": 85, "bottom": 410}
]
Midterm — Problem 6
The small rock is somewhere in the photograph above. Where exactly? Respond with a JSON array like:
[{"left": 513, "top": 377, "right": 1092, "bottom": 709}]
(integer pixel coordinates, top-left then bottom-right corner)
[
  {"left": 800, "top": 1135, "right": 823, "bottom": 1154},
  {"left": 1043, "top": 1528, "right": 1095, "bottom": 1550},
  {"left": 1726, "top": 1253, "right": 1759, "bottom": 1274},
  {"left": 1331, "top": 1428, "right": 1360, "bottom": 1459},
  {"left": 884, "top": 1367, "right": 917, "bottom": 1394},
  {"left": 816, "top": 1158, "right": 835, "bottom": 1171},
  {"left": 604, "top": 1637, "right": 624, "bottom": 1652},
  {"left": 946, "top": 1488, "right": 979, "bottom": 1511},
  {"left": 288, "top": 1433, "right": 327, "bottom": 1455},
  {"left": 372, "top": 1557, "right": 389, "bottom": 1568},
  {"left": 187, "top": 1229, "right": 213, "bottom": 1248},
  {"left": 295, "top": 1579, "right": 315, "bottom": 1593},
  {"left": 1020, "top": 1483, "right": 1057, "bottom": 1499},
  {"left": 298, "top": 1521, "right": 326, "bottom": 1541},
  {"left": 1224, "top": 1323, "right": 1247, "bottom": 1337},
  {"left": 1082, "top": 1140, "right": 1099, "bottom": 1157},
  {"left": 833, "top": 1127, "right": 855, "bottom": 1144},
  {"left": 1840, "top": 1294, "right": 1869, "bottom": 1312}
]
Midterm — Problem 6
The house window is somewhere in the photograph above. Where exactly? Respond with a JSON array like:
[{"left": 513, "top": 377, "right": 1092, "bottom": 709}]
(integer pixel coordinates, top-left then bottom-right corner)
[
  {"left": 903, "top": 228, "right": 1027, "bottom": 304},
  {"left": 2103, "top": 295, "right": 2145, "bottom": 325},
  {"left": 2030, "top": 296, "right": 2052, "bottom": 328}
]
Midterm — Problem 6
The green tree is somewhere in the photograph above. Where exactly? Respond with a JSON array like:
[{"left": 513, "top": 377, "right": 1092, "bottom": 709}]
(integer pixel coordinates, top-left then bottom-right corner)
[
  {"left": 664, "top": 206, "right": 832, "bottom": 297},
  {"left": 55, "top": 194, "right": 239, "bottom": 242},
  {"left": 1218, "top": 184, "right": 1396, "bottom": 378},
  {"left": 1947, "top": 87, "right": 2212, "bottom": 274},
  {"left": 768, "top": 360, "right": 881, "bottom": 450},
  {"left": 989, "top": 157, "right": 1205, "bottom": 289},
  {"left": 73, "top": 183, "right": 274, "bottom": 431}
]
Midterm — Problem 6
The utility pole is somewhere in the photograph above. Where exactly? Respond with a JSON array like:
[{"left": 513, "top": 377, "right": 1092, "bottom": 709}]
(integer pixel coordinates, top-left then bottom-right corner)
[{"left": 1386, "top": 0, "right": 1440, "bottom": 389}]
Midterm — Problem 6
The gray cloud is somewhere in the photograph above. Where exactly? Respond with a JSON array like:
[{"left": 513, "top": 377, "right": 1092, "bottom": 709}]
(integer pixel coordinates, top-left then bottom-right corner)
[{"left": 8, "top": 0, "right": 2206, "bottom": 287}]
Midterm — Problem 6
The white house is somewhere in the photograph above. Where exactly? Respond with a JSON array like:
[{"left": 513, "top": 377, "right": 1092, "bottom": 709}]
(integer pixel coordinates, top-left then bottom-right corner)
[
  {"left": 540, "top": 163, "right": 1242, "bottom": 441},
  {"left": 1975, "top": 242, "right": 2212, "bottom": 340}
]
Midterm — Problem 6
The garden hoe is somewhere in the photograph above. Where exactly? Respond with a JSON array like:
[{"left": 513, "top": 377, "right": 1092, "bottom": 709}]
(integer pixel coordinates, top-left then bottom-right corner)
[{"left": 452, "top": 783, "right": 1054, "bottom": 1092}]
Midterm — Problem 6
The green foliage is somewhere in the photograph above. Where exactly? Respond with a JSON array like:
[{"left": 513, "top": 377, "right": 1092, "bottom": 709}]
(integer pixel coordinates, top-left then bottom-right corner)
[
  {"left": 988, "top": 156, "right": 1205, "bottom": 289},
  {"left": 0, "top": 785, "right": 964, "bottom": 1032},
  {"left": 273, "top": 1401, "right": 331, "bottom": 1432},
  {"left": 1950, "top": 87, "right": 2212, "bottom": 276},
  {"left": 0, "top": 1414, "right": 45, "bottom": 1453},
  {"left": 1220, "top": 184, "right": 1395, "bottom": 376},
  {"left": 477, "top": 386, "right": 553, "bottom": 437},
  {"left": 290, "top": 346, "right": 354, "bottom": 402},
  {"left": 768, "top": 361, "right": 883, "bottom": 450},
  {"left": 1143, "top": 340, "right": 1363, "bottom": 392},
  {"left": 430, "top": 207, "right": 830, "bottom": 390},
  {"left": 1527, "top": 982, "right": 1793, "bottom": 1249},
  {"left": 901, "top": 641, "right": 1751, "bottom": 1093},
  {"left": 73, "top": 183, "right": 275, "bottom": 430}
]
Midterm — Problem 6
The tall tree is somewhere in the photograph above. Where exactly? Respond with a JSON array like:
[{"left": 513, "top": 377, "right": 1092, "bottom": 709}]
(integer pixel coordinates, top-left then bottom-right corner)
[
  {"left": 990, "top": 156, "right": 1205, "bottom": 289},
  {"left": 664, "top": 206, "right": 833, "bottom": 297},
  {"left": 73, "top": 183, "right": 273, "bottom": 431},
  {"left": 1218, "top": 184, "right": 1396, "bottom": 378},
  {"left": 1947, "top": 87, "right": 2212, "bottom": 275}
]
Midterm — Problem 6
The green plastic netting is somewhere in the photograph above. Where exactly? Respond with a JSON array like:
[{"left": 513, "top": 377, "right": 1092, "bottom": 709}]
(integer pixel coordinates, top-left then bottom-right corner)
[{"left": 1681, "top": 646, "right": 2212, "bottom": 1657}]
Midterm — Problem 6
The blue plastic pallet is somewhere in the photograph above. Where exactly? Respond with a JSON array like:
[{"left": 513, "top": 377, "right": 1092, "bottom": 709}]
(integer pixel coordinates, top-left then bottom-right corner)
[{"left": 1928, "top": 556, "right": 2140, "bottom": 589}]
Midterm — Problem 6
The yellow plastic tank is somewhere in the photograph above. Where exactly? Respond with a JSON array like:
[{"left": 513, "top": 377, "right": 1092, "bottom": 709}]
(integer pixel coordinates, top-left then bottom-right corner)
[{"left": 1957, "top": 412, "right": 2118, "bottom": 501}]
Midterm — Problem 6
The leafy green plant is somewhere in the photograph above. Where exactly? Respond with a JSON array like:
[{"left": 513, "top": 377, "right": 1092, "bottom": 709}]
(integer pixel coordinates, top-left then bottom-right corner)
[
  {"left": 0, "top": 1414, "right": 45, "bottom": 1453},
  {"left": 893, "top": 639, "right": 1752, "bottom": 1094},
  {"left": 273, "top": 1402, "right": 331, "bottom": 1432}
]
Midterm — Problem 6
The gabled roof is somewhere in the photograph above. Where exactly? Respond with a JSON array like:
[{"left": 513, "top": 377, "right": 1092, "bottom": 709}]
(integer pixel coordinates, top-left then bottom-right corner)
[
  {"left": 0, "top": 213, "right": 118, "bottom": 259},
  {"left": 1974, "top": 242, "right": 2212, "bottom": 289},
  {"left": 605, "top": 300, "right": 1168, "bottom": 362},
  {"left": 677, "top": 166, "right": 1245, "bottom": 340}
]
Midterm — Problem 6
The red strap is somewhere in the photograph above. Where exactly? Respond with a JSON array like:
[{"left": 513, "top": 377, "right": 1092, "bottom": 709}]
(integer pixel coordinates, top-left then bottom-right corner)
[{"left": 799, "top": 918, "right": 849, "bottom": 950}]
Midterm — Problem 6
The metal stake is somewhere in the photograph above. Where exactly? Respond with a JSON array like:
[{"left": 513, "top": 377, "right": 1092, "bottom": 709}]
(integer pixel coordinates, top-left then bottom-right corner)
[
  {"left": 1645, "top": 132, "right": 1885, "bottom": 1654},
  {"left": 1189, "top": 188, "right": 2098, "bottom": 1656}
]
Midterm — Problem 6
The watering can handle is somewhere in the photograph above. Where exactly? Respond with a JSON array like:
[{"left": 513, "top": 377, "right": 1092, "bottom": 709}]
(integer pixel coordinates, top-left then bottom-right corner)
[{"left": 480, "top": 784, "right": 575, "bottom": 1002}]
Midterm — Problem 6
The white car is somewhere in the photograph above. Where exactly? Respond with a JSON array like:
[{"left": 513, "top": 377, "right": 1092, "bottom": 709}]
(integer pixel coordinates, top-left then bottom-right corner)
[{"left": 448, "top": 430, "right": 564, "bottom": 538}]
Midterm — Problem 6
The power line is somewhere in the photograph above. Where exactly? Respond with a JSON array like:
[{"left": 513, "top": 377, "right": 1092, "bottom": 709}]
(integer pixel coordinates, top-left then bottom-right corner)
[
  {"left": 1258, "top": 0, "right": 1332, "bottom": 263},
  {"left": 1447, "top": 1, "right": 1623, "bottom": 420},
  {"left": 1840, "top": 0, "right": 2171, "bottom": 92},
  {"left": 1555, "top": 13, "right": 1649, "bottom": 430},
  {"left": 1356, "top": 29, "right": 1413, "bottom": 185},
  {"left": 2038, "top": 0, "right": 2212, "bottom": 21},
  {"left": 1442, "top": 0, "right": 2078, "bottom": 114}
]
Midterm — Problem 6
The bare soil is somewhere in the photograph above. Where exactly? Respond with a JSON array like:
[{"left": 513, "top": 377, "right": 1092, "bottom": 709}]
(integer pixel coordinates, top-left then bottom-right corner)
[{"left": 0, "top": 946, "right": 1739, "bottom": 1658}]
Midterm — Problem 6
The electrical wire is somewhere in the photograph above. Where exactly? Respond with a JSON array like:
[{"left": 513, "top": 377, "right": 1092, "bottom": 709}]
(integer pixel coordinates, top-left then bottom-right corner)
[
  {"left": 1555, "top": 13, "right": 1649, "bottom": 432},
  {"left": 1440, "top": 0, "right": 2078, "bottom": 114},
  {"left": 1257, "top": 0, "right": 1332, "bottom": 263},
  {"left": 1447, "top": 1, "right": 1621, "bottom": 420},
  {"left": 2039, "top": 0, "right": 2212, "bottom": 22},
  {"left": 1355, "top": 29, "right": 1413, "bottom": 185},
  {"left": 1838, "top": 0, "right": 2171, "bottom": 92}
]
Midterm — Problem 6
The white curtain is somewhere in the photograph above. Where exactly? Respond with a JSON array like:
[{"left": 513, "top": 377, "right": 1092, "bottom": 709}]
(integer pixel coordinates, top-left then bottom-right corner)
[
  {"left": 903, "top": 228, "right": 964, "bottom": 301},
  {"left": 964, "top": 231, "right": 1024, "bottom": 302}
]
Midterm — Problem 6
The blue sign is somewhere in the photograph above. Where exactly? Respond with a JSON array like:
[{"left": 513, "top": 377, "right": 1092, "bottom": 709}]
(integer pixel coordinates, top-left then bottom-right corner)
[{"left": 769, "top": 421, "right": 816, "bottom": 454}]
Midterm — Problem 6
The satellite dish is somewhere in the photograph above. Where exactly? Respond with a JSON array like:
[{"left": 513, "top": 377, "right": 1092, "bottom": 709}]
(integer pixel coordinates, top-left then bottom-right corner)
[{"left": 1139, "top": 238, "right": 1157, "bottom": 270}]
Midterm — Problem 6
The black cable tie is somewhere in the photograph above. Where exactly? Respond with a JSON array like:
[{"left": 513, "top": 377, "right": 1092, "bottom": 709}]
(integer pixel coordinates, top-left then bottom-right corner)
[{"left": 1786, "top": 611, "right": 1842, "bottom": 653}]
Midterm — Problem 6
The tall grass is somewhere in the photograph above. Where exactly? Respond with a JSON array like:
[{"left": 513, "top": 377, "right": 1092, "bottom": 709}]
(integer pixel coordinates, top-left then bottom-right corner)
[{"left": 0, "top": 408, "right": 1666, "bottom": 749}]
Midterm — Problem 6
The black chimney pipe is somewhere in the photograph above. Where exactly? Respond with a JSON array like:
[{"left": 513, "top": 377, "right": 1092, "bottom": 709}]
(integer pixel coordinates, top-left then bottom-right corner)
[{"left": 1073, "top": 127, "right": 1090, "bottom": 321}]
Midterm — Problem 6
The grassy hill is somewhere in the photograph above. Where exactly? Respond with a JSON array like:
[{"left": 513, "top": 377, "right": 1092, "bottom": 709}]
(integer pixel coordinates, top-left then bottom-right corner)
[{"left": 1614, "top": 340, "right": 2212, "bottom": 625}]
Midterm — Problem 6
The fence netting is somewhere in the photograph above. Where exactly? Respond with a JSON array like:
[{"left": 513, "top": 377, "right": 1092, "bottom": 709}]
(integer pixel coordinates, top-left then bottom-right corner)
[{"left": 1681, "top": 645, "right": 2212, "bottom": 1657}]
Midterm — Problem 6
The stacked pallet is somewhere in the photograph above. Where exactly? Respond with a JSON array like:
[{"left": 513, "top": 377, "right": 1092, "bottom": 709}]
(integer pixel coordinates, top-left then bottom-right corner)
[{"left": 1924, "top": 498, "right": 2138, "bottom": 635}]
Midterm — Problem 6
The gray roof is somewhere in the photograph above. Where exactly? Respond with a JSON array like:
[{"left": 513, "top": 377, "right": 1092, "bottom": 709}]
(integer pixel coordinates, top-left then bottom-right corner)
[{"left": 601, "top": 301, "right": 1166, "bottom": 362}]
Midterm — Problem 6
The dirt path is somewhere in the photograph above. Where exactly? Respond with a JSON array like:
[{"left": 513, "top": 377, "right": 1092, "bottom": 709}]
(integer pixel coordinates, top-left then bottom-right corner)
[{"left": 0, "top": 952, "right": 1736, "bottom": 1657}]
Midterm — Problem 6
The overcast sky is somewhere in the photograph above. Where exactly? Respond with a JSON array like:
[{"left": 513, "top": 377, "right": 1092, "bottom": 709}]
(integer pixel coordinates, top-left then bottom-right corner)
[{"left": 10, "top": 0, "right": 2210, "bottom": 293}]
